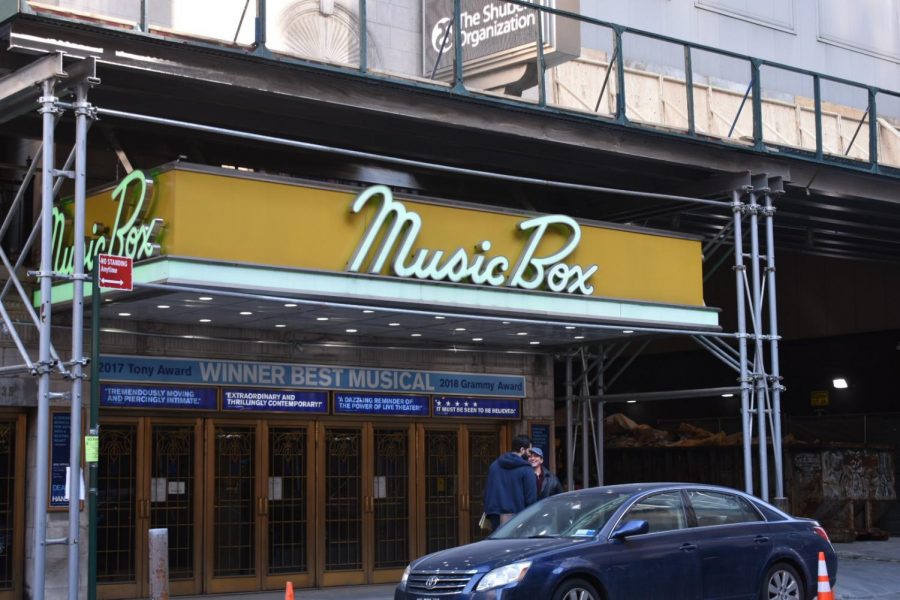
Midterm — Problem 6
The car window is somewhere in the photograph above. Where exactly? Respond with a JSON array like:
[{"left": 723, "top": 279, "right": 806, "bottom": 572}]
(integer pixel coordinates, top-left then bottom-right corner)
[
  {"left": 687, "top": 490, "right": 764, "bottom": 526},
  {"left": 491, "top": 491, "right": 632, "bottom": 539},
  {"left": 621, "top": 491, "right": 687, "bottom": 534}
]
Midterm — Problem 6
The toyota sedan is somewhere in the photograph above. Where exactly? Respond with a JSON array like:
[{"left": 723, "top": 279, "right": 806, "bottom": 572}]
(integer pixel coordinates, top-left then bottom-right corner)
[{"left": 395, "top": 483, "right": 836, "bottom": 600}]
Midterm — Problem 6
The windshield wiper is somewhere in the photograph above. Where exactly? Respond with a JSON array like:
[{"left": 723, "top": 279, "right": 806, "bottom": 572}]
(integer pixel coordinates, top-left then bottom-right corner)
[{"left": 526, "top": 534, "right": 561, "bottom": 538}]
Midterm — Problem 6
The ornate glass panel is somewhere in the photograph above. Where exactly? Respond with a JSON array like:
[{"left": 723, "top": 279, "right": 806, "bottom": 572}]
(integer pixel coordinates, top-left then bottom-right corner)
[
  {"left": 324, "top": 428, "right": 361, "bottom": 570},
  {"left": 424, "top": 431, "right": 458, "bottom": 554},
  {"left": 468, "top": 431, "right": 498, "bottom": 542},
  {"left": 268, "top": 428, "right": 308, "bottom": 574},
  {"left": 0, "top": 422, "right": 14, "bottom": 588},
  {"left": 213, "top": 426, "right": 255, "bottom": 577},
  {"left": 150, "top": 425, "right": 195, "bottom": 580},
  {"left": 98, "top": 424, "right": 137, "bottom": 583},
  {"left": 373, "top": 429, "right": 408, "bottom": 569}
]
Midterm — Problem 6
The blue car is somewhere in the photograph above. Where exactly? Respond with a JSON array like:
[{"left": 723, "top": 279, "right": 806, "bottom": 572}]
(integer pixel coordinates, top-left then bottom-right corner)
[{"left": 396, "top": 483, "right": 836, "bottom": 600}]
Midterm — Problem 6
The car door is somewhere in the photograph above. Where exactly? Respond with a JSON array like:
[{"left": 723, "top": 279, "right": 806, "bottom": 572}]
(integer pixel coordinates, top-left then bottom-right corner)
[
  {"left": 686, "top": 489, "right": 772, "bottom": 599},
  {"left": 602, "top": 491, "right": 701, "bottom": 600}
]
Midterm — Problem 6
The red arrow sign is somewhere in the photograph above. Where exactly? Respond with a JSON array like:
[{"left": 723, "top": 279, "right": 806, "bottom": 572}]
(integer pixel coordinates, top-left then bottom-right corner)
[{"left": 98, "top": 254, "right": 133, "bottom": 291}]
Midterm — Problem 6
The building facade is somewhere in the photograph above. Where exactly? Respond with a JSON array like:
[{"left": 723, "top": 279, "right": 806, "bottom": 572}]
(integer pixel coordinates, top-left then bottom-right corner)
[{"left": 0, "top": 1, "right": 898, "bottom": 599}]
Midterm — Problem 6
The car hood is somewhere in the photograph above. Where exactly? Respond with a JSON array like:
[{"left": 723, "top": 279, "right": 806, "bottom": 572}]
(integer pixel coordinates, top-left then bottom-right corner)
[{"left": 411, "top": 537, "right": 590, "bottom": 571}]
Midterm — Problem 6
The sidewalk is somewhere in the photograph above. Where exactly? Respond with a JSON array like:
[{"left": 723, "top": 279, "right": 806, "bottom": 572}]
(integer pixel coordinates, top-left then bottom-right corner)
[
  {"left": 187, "top": 537, "right": 900, "bottom": 600},
  {"left": 833, "top": 538, "right": 900, "bottom": 600}
]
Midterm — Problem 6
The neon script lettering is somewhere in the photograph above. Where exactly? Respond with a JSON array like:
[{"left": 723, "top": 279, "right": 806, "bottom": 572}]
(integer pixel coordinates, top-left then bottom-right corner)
[
  {"left": 346, "top": 186, "right": 597, "bottom": 295},
  {"left": 52, "top": 170, "right": 163, "bottom": 274}
]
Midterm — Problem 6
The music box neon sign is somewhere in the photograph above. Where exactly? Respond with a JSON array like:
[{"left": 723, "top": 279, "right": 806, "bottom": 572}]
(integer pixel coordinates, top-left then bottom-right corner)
[
  {"left": 52, "top": 170, "right": 163, "bottom": 274},
  {"left": 347, "top": 185, "right": 598, "bottom": 295}
]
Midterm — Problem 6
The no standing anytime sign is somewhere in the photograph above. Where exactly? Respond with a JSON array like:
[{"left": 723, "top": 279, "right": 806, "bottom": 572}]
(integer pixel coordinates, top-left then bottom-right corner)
[{"left": 97, "top": 254, "right": 133, "bottom": 291}]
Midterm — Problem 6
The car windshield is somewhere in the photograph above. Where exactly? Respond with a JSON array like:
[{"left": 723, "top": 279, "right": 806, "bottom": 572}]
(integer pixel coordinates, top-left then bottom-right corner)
[{"left": 490, "top": 491, "right": 632, "bottom": 539}]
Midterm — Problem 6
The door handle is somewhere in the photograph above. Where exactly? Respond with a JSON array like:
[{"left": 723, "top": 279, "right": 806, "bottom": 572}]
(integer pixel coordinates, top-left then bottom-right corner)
[
  {"left": 754, "top": 535, "right": 769, "bottom": 544},
  {"left": 261, "top": 497, "right": 268, "bottom": 516},
  {"left": 680, "top": 543, "right": 697, "bottom": 552}
]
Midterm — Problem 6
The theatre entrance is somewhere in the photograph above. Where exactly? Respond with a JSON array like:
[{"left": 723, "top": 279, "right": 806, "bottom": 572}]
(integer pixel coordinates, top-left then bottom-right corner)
[{"left": 96, "top": 416, "right": 505, "bottom": 598}]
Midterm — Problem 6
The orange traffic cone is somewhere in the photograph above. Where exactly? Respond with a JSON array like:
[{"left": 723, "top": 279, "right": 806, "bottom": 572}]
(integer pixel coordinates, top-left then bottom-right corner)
[
  {"left": 285, "top": 581, "right": 295, "bottom": 600},
  {"left": 817, "top": 551, "right": 834, "bottom": 600}
]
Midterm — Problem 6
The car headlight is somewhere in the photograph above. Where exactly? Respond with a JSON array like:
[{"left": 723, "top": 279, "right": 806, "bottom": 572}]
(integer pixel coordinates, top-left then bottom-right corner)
[
  {"left": 398, "top": 565, "right": 411, "bottom": 590},
  {"left": 475, "top": 561, "right": 532, "bottom": 591}
]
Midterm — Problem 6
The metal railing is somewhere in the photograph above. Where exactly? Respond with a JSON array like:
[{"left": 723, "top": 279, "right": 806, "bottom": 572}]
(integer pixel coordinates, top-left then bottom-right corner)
[{"left": 13, "top": 0, "right": 900, "bottom": 174}]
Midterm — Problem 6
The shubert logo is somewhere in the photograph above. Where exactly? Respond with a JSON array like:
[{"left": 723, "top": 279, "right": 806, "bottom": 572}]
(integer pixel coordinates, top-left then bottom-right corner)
[
  {"left": 346, "top": 185, "right": 598, "bottom": 295},
  {"left": 430, "top": 2, "right": 536, "bottom": 52}
]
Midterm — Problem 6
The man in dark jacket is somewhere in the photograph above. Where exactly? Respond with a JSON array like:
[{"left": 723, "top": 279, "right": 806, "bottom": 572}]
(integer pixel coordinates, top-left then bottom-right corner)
[
  {"left": 483, "top": 434, "right": 537, "bottom": 530},
  {"left": 528, "top": 447, "right": 563, "bottom": 499}
]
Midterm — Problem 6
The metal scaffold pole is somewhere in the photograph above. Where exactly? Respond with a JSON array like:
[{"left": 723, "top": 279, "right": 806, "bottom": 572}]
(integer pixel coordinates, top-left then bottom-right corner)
[
  {"left": 765, "top": 188, "right": 786, "bottom": 503},
  {"left": 68, "top": 80, "right": 92, "bottom": 600},
  {"left": 748, "top": 188, "right": 769, "bottom": 501},
  {"left": 732, "top": 189, "right": 753, "bottom": 496},
  {"left": 33, "top": 76, "right": 58, "bottom": 600}
]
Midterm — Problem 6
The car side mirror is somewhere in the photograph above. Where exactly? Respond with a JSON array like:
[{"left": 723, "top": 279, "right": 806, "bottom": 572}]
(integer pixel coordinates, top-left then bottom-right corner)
[{"left": 610, "top": 519, "right": 649, "bottom": 540}]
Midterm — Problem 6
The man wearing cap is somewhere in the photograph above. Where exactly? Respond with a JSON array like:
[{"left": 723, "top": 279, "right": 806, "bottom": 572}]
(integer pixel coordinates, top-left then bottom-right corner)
[{"left": 528, "top": 447, "right": 563, "bottom": 499}]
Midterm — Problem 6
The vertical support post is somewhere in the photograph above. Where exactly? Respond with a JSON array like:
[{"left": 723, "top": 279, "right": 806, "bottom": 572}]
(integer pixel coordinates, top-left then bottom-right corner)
[
  {"left": 452, "top": 0, "right": 464, "bottom": 92},
  {"left": 813, "top": 75, "right": 823, "bottom": 159},
  {"left": 765, "top": 191, "right": 785, "bottom": 503},
  {"left": 595, "top": 346, "right": 605, "bottom": 487},
  {"left": 732, "top": 189, "right": 753, "bottom": 495},
  {"left": 358, "top": 0, "right": 367, "bottom": 73},
  {"left": 750, "top": 59, "right": 763, "bottom": 151},
  {"left": 534, "top": 4, "right": 546, "bottom": 107},
  {"left": 565, "top": 352, "right": 573, "bottom": 491},
  {"left": 33, "top": 77, "right": 58, "bottom": 600},
  {"left": 748, "top": 190, "right": 768, "bottom": 501},
  {"left": 255, "top": 0, "right": 267, "bottom": 48},
  {"left": 684, "top": 46, "right": 695, "bottom": 136},
  {"left": 149, "top": 529, "right": 170, "bottom": 600},
  {"left": 67, "top": 82, "right": 90, "bottom": 600},
  {"left": 88, "top": 266, "right": 100, "bottom": 600},
  {"left": 581, "top": 353, "right": 589, "bottom": 489},
  {"left": 867, "top": 87, "right": 878, "bottom": 168},
  {"left": 613, "top": 27, "right": 626, "bottom": 124},
  {"left": 139, "top": 0, "right": 147, "bottom": 31}
]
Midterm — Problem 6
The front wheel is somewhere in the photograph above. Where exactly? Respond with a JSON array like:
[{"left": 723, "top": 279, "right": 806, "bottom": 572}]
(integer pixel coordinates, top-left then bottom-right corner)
[
  {"left": 552, "top": 577, "right": 601, "bottom": 600},
  {"left": 760, "top": 562, "right": 805, "bottom": 600}
]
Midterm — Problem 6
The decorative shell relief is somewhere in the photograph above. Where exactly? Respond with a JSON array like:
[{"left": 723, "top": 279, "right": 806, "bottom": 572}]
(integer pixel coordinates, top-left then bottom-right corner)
[{"left": 277, "top": 1, "right": 379, "bottom": 68}]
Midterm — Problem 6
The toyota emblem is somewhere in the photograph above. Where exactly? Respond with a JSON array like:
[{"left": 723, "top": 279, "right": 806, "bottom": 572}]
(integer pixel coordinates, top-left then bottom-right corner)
[{"left": 425, "top": 575, "right": 439, "bottom": 589}]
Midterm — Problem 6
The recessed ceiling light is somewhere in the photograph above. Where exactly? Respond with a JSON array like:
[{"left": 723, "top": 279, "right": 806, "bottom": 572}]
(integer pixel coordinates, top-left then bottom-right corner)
[
  {"left": 472, "top": 337, "right": 483, "bottom": 341},
  {"left": 363, "top": 309, "right": 375, "bottom": 314},
  {"left": 199, "top": 296, "right": 213, "bottom": 301},
  {"left": 157, "top": 305, "right": 170, "bottom": 309},
  {"left": 346, "top": 328, "right": 357, "bottom": 333},
  {"left": 103, "top": 298, "right": 112, "bottom": 302},
  {"left": 516, "top": 332, "right": 528, "bottom": 336},
  {"left": 502, "top": 321, "right": 510, "bottom": 325},
  {"left": 389, "top": 322, "right": 400, "bottom": 327},
  {"left": 626, "top": 399, "right": 637, "bottom": 404},
  {"left": 411, "top": 333, "right": 422, "bottom": 337},
  {"left": 434, "top": 316, "right": 445, "bottom": 320},
  {"left": 240, "top": 311, "right": 253, "bottom": 316},
  {"left": 275, "top": 324, "right": 286, "bottom": 328},
  {"left": 833, "top": 378, "right": 848, "bottom": 389},
  {"left": 117, "top": 312, "right": 131, "bottom": 317},
  {"left": 721, "top": 393, "right": 734, "bottom": 398},
  {"left": 199, "top": 318, "right": 211, "bottom": 323},
  {"left": 622, "top": 329, "right": 634, "bottom": 334},
  {"left": 574, "top": 335, "right": 585, "bottom": 340},
  {"left": 529, "top": 341, "right": 540, "bottom": 345},
  {"left": 565, "top": 326, "right": 576, "bottom": 330},
  {"left": 284, "top": 303, "right": 297, "bottom": 308},
  {"left": 316, "top": 317, "right": 329, "bottom": 321},
  {"left": 454, "top": 327, "right": 466, "bottom": 332}
]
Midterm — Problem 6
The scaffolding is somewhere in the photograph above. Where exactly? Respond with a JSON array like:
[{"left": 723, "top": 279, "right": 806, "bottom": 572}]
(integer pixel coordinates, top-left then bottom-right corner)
[{"left": 0, "top": 53, "right": 784, "bottom": 600}]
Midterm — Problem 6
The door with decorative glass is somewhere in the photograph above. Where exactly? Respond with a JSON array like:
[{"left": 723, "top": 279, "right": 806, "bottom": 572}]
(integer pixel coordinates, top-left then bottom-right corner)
[
  {"left": 414, "top": 424, "right": 505, "bottom": 558},
  {"left": 0, "top": 414, "right": 25, "bottom": 600},
  {"left": 204, "top": 419, "right": 315, "bottom": 593},
  {"left": 97, "top": 417, "right": 202, "bottom": 599},
  {"left": 316, "top": 422, "right": 416, "bottom": 586}
]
